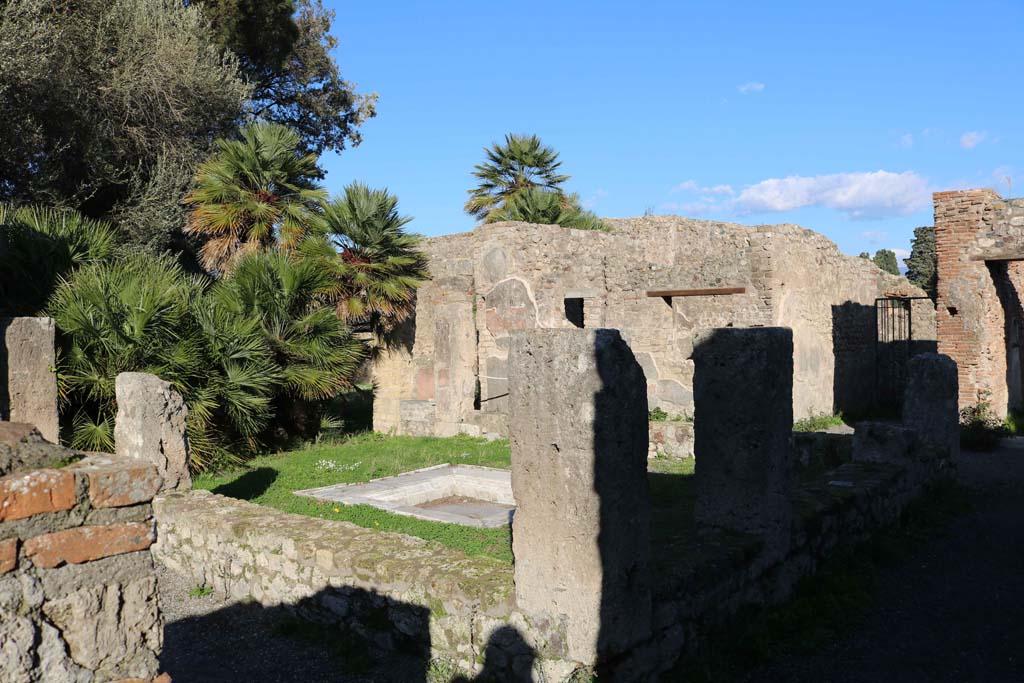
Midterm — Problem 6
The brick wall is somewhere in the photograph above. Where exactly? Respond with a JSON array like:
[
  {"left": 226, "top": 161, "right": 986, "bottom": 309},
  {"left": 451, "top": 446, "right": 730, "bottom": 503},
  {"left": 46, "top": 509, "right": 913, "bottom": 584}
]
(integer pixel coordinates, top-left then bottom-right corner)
[
  {"left": 0, "top": 422, "right": 167, "bottom": 683},
  {"left": 934, "top": 189, "right": 1023, "bottom": 414}
]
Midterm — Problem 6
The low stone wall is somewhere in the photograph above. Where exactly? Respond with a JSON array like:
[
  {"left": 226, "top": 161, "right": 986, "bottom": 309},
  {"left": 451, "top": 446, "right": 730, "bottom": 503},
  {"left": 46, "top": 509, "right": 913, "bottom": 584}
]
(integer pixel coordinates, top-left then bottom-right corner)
[
  {"left": 0, "top": 422, "right": 165, "bottom": 683},
  {"left": 152, "top": 491, "right": 579, "bottom": 681},
  {"left": 648, "top": 421, "right": 694, "bottom": 459}
]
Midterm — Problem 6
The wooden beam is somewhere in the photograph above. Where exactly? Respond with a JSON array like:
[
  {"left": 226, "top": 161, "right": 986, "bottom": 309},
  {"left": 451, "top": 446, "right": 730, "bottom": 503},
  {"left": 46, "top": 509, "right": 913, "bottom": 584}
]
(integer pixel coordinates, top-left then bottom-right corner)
[{"left": 646, "top": 287, "right": 746, "bottom": 298}]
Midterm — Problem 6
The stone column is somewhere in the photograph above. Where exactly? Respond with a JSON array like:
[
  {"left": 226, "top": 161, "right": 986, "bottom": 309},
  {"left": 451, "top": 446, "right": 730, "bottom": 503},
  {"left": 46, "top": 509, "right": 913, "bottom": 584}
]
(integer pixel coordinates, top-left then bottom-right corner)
[
  {"left": 3, "top": 317, "right": 59, "bottom": 444},
  {"left": 903, "top": 353, "right": 960, "bottom": 459},
  {"left": 691, "top": 327, "right": 793, "bottom": 553},
  {"left": 115, "top": 372, "right": 191, "bottom": 491},
  {"left": 509, "top": 328, "right": 651, "bottom": 664}
]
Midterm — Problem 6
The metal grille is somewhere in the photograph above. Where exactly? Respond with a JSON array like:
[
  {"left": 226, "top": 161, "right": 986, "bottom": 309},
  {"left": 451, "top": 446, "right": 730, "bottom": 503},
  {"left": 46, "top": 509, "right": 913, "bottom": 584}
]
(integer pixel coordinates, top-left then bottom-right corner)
[{"left": 874, "top": 297, "right": 927, "bottom": 412}]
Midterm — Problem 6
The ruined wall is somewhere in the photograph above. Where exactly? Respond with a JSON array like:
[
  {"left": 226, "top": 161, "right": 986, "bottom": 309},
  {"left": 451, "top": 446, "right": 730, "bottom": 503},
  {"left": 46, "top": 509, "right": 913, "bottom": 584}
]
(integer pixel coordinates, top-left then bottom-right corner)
[
  {"left": 373, "top": 216, "right": 933, "bottom": 435},
  {"left": 934, "top": 189, "right": 1024, "bottom": 414},
  {"left": 2, "top": 317, "right": 60, "bottom": 443},
  {"left": 0, "top": 423, "right": 164, "bottom": 683},
  {"left": 764, "top": 225, "right": 934, "bottom": 418}
]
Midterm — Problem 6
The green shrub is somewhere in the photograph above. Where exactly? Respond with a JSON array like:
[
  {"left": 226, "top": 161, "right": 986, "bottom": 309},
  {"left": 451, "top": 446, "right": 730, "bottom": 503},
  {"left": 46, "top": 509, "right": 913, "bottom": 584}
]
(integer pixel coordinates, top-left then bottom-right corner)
[
  {"left": 793, "top": 412, "right": 845, "bottom": 433},
  {"left": 649, "top": 407, "right": 669, "bottom": 422},
  {"left": 0, "top": 205, "right": 120, "bottom": 317},
  {"left": 960, "top": 392, "right": 1006, "bottom": 452},
  {"left": 49, "top": 252, "right": 277, "bottom": 469}
]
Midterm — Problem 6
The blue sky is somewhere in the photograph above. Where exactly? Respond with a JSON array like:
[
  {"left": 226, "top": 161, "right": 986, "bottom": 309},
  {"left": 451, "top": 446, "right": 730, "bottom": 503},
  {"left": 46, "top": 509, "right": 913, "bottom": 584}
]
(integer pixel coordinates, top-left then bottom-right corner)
[{"left": 319, "top": 0, "right": 1022, "bottom": 263}]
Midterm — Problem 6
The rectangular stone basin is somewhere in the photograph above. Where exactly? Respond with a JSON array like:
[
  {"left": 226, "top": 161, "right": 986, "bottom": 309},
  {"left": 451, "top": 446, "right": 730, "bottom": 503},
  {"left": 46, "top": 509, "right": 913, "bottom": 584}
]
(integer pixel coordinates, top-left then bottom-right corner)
[{"left": 294, "top": 464, "right": 514, "bottom": 528}]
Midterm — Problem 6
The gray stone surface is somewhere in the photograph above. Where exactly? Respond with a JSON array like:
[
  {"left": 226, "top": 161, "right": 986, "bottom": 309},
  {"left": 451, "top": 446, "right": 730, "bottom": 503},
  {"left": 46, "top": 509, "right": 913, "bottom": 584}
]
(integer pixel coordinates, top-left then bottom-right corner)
[
  {"left": 399, "top": 399, "right": 436, "bottom": 437},
  {"left": 3, "top": 317, "right": 59, "bottom": 443},
  {"left": 295, "top": 464, "right": 514, "bottom": 527},
  {"left": 853, "top": 421, "right": 916, "bottom": 465},
  {"left": 115, "top": 372, "right": 191, "bottom": 491},
  {"left": 903, "top": 353, "right": 960, "bottom": 459},
  {"left": 372, "top": 217, "right": 935, "bottom": 437},
  {"left": 691, "top": 327, "right": 793, "bottom": 552},
  {"left": 508, "top": 328, "right": 651, "bottom": 663}
]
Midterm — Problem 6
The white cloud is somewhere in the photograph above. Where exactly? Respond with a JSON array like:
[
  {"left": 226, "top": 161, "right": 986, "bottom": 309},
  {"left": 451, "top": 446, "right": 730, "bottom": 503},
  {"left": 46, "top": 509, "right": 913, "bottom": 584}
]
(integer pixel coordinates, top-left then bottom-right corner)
[
  {"left": 860, "top": 230, "right": 888, "bottom": 245},
  {"left": 581, "top": 188, "right": 607, "bottom": 209},
  {"left": 660, "top": 200, "right": 719, "bottom": 215},
  {"left": 897, "top": 133, "right": 914, "bottom": 148},
  {"left": 737, "top": 81, "right": 765, "bottom": 94},
  {"left": 960, "top": 131, "right": 987, "bottom": 149},
  {"left": 671, "top": 180, "right": 734, "bottom": 195},
  {"left": 733, "top": 170, "right": 931, "bottom": 220},
  {"left": 893, "top": 248, "right": 910, "bottom": 260}
]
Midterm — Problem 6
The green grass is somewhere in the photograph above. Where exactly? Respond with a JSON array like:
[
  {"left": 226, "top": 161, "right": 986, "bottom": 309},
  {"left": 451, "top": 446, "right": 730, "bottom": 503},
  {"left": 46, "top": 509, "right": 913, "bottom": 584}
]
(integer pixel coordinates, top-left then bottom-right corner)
[
  {"left": 195, "top": 434, "right": 700, "bottom": 566},
  {"left": 793, "top": 412, "right": 846, "bottom": 433},
  {"left": 188, "top": 584, "right": 214, "bottom": 598},
  {"left": 194, "top": 433, "right": 515, "bottom": 563}
]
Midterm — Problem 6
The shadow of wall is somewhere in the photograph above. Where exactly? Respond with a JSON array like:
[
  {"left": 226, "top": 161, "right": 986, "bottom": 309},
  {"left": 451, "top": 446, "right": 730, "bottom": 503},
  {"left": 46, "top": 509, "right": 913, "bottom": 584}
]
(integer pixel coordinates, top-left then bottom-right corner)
[{"left": 160, "top": 584, "right": 431, "bottom": 683}]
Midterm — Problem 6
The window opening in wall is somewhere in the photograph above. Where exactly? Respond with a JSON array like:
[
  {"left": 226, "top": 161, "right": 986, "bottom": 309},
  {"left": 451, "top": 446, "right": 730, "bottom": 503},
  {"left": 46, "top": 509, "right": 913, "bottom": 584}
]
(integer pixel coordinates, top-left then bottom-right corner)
[{"left": 564, "top": 297, "right": 585, "bottom": 328}]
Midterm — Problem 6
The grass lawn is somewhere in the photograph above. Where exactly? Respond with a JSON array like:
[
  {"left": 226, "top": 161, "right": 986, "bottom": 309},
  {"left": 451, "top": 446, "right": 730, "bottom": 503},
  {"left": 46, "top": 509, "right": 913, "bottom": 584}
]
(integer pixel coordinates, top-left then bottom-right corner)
[
  {"left": 194, "top": 433, "right": 514, "bottom": 563},
  {"left": 195, "top": 434, "right": 697, "bottom": 565}
]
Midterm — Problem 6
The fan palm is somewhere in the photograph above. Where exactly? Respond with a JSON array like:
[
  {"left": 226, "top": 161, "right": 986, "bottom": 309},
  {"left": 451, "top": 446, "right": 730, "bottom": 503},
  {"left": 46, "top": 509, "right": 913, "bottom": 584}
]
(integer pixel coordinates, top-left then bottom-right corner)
[
  {"left": 0, "top": 204, "right": 120, "bottom": 316},
  {"left": 495, "top": 187, "right": 608, "bottom": 231},
  {"left": 303, "top": 182, "right": 429, "bottom": 338},
  {"left": 464, "top": 133, "right": 570, "bottom": 222},
  {"left": 184, "top": 122, "right": 326, "bottom": 273},
  {"left": 49, "top": 252, "right": 278, "bottom": 469},
  {"left": 210, "top": 250, "right": 366, "bottom": 402}
]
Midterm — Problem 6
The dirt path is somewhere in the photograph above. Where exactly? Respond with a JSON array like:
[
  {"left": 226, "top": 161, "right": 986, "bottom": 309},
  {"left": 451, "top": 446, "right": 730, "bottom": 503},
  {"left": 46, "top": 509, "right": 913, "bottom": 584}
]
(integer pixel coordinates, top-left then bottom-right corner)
[{"left": 747, "top": 444, "right": 1024, "bottom": 682}]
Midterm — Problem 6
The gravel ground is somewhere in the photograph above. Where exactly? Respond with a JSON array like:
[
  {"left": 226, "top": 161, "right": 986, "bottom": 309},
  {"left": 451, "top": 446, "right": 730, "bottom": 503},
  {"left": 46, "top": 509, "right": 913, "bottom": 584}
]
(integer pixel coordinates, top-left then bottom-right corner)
[
  {"left": 156, "top": 563, "right": 427, "bottom": 682},
  {"left": 746, "top": 444, "right": 1024, "bottom": 682}
]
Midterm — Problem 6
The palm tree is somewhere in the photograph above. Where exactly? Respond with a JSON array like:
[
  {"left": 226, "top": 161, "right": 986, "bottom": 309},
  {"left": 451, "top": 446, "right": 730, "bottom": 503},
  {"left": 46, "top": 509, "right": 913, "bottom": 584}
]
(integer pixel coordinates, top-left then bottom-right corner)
[
  {"left": 494, "top": 187, "right": 608, "bottom": 232},
  {"left": 48, "top": 252, "right": 278, "bottom": 469},
  {"left": 184, "top": 122, "right": 326, "bottom": 273},
  {"left": 0, "top": 204, "right": 120, "bottom": 316},
  {"left": 303, "top": 182, "right": 429, "bottom": 339},
  {"left": 210, "top": 250, "right": 366, "bottom": 439},
  {"left": 464, "top": 133, "right": 570, "bottom": 222}
]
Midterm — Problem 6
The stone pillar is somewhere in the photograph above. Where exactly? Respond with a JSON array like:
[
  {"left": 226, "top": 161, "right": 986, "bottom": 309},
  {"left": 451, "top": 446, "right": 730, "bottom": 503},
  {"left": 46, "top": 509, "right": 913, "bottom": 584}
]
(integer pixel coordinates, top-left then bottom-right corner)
[
  {"left": 115, "top": 372, "right": 191, "bottom": 491},
  {"left": 934, "top": 189, "right": 1006, "bottom": 413},
  {"left": 903, "top": 353, "right": 960, "bottom": 460},
  {"left": 509, "top": 328, "right": 651, "bottom": 664},
  {"left": 691, "top": 327, "right": 793, "bottom": 552},
  {"left": 2, "top": 317, "right": 59, "bottom": 443}
]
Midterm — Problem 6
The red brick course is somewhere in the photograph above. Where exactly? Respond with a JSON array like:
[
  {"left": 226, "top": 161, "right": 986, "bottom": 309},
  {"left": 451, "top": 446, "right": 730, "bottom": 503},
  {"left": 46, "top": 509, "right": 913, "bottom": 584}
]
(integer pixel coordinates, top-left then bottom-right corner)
[
  {"left": 0, "top": 538, "right": 17, "bottom": 574},
  {"left": 0, "top": 469, "right": 77, "bottom": 522},
  {"left": 79, "top": 460, "right": 162, "bottom": 508},
  {"left": 24, "top": 522, "right": 154, "bottom": 568}
]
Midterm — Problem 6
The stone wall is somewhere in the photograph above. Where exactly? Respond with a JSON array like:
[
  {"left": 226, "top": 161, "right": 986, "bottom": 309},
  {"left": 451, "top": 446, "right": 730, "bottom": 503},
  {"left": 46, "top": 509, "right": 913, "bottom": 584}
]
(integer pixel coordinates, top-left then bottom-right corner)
[
  {"left": 152, "top": 490, "right": 579, "bottom": 682},
  {"left": 158, "top": 330, "right": 958, "bottom": 681},
  {"left": 1, "top": 317, "right": 59, "bottom": 443},
  {"left": 374, "top": 217, "right": 934, "bottom": 437},
  {"left": 0, "top": 422, "right": 165, "bottom": 683},
  {"left": 935, "top": 188, "right": 1024, "bottom": 414}
]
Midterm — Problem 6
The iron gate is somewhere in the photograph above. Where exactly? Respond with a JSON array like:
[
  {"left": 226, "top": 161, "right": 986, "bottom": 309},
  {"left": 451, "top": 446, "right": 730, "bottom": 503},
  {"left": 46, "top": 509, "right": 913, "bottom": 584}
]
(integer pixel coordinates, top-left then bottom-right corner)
[{"left": 874, "top": 296, "right": 930, "bottom": 412}]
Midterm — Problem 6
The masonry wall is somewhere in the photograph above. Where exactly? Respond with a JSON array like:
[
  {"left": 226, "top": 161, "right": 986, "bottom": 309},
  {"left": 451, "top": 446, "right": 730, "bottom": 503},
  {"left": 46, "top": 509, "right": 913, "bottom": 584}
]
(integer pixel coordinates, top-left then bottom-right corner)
[
  {"left": 935, "top": 189, "right": 1024, "bottom": 414},
  {"left": 374, "top": 217, "right": 934, "bottom": 435},
  {"left": 0, "top": 423, "right": 165, "bottom": 683}
]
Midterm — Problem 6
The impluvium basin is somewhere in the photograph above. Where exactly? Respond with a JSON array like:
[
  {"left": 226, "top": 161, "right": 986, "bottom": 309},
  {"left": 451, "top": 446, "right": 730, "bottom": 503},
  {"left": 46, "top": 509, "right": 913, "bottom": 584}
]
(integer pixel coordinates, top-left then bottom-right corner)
[{"left": 294, "top": 464, "right": 514, "bottom": 528}]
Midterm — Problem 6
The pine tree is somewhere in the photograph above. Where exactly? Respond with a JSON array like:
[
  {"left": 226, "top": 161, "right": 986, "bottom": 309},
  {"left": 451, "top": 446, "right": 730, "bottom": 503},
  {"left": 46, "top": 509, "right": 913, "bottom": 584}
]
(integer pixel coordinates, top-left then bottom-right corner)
[{"left": 904, "top": 226, "right": 937, "bottom": 299}]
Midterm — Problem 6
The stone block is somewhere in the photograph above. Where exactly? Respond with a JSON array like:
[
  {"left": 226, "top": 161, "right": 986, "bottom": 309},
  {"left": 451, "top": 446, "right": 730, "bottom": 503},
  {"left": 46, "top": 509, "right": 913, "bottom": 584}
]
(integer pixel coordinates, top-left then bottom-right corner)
[
  {"left": 25, "top": 522, "right": 154, "bottom": 568},
  {"left": 71, "top": 455, "right": 163, "bottom": 508},
  {"left": 2, "top": 317, "right": 59, "bottom": 443},
  {"left": 852, "top": 422, "right": 916, "bottom": 465},
  {"left": 508, "top": 328, "right": 651, "bottom": 663},
  {"left": 399, "top": 400, "right": 436, "bottom": 436},
  {"left": 0, "top": 538, "right": 17, "bottom": 574},
  {"left": 691, "top": 327, "right": 793, "bottom": 551},
  {"left": 115, "top": 373, "right": 191, "bottom": 491},
  {"left": 0, "top": 469, "right": 77, "bottom": 522},
  {"left": 902, "top": 353, "right": 959, "bottom": 459}
]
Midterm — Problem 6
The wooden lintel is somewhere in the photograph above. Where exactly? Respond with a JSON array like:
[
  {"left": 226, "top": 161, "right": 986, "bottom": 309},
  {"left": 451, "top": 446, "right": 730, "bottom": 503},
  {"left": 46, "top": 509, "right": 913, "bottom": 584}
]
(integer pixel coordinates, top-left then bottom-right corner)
[{"left": 646, "top": 287, "right": 746, "bottom": 299}]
